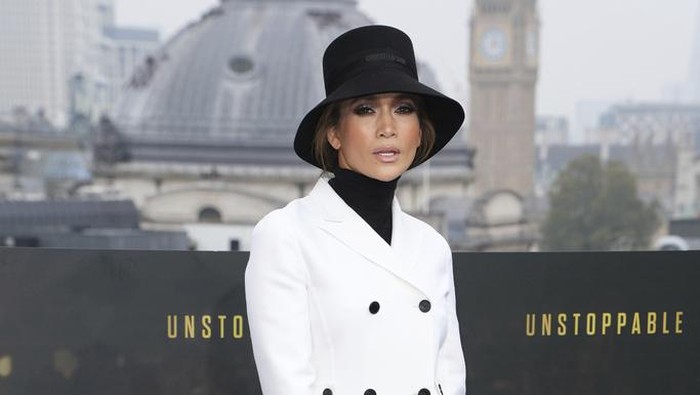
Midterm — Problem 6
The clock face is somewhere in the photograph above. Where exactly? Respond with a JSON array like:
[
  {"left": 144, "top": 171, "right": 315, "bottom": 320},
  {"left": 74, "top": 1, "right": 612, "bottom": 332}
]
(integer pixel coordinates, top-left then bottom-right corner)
[{"left": 480, "top": 28, "right": 507, "bottom": 61}]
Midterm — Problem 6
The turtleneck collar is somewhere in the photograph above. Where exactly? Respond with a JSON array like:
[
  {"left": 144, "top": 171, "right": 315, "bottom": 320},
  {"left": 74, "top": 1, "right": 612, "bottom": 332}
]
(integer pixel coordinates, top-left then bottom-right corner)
[{"left": 328, "top": 168, "right": 398, "bottom": 245}]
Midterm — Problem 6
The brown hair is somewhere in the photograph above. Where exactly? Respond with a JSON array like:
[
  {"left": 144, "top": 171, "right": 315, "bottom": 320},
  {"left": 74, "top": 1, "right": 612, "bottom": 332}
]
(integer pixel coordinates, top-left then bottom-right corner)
[{"left": 311, "top": 95, "right": 436, "bottom": 173}]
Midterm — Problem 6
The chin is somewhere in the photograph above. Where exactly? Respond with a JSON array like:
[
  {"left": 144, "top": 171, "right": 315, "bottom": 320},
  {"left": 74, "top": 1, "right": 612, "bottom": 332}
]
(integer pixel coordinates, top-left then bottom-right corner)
[
  {"left": 372, "top": 175, "right": 399, "bottom": 182},
  {"left": 367, "top": 167, "right": 408, "bottom": 182}
]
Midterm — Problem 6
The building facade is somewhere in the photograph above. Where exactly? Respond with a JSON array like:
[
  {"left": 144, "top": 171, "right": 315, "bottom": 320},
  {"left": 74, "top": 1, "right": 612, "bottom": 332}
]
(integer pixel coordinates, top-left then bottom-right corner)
[
  {"left": 0, "top": 0, "right": 158, "bottom": 127},
  {"left": 100, "top": 27, "right": 160, "bottom": 117},
  {"left": 468, "top": 0, "right": 539, "bottom": 199},
  {"left": 0, "top": 0, "right": 103, "bottom": 126},
  {"left": 465, "top": 0, "right": 540, "bottom": 251},
  {"left": 537, "top": 103, "right": 700, "bottom": 220}
]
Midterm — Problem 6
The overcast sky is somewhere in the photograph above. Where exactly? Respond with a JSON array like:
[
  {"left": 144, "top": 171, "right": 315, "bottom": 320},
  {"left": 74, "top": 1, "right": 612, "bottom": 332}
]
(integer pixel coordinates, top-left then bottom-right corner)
[{"left": 115, "top": 0, "right": 700, "bottom": 140}]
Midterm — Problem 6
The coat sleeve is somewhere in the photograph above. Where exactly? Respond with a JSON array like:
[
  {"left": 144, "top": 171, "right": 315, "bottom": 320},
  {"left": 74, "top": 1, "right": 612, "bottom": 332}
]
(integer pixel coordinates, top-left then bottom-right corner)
[
  {"left": 245, "top": 211, "right": 315, "bottom": 395},
  {"left": 436, "top": 244, "right": 467, "bottom": 395}
]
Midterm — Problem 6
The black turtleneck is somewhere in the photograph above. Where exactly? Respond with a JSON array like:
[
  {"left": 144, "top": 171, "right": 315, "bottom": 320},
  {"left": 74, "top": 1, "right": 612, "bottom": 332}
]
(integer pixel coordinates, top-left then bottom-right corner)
[{"left": 329, "top": 168, "right": 398, "bottom": 245}]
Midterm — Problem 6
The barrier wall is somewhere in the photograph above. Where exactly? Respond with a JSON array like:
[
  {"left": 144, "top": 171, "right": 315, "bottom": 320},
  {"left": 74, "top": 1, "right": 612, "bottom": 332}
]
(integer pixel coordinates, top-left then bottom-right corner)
[{"left": 0, "top": 248, "right": 698, "bottom": 394}]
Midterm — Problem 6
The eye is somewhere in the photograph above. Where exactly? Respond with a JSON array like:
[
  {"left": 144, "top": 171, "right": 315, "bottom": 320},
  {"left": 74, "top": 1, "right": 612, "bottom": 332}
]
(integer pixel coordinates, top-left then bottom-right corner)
[
  {"left": 352, "top": 104, "right": 374, "bottom": 116},
  {"left": 395, "top": 103, "right": 416, "bottom": 114}
]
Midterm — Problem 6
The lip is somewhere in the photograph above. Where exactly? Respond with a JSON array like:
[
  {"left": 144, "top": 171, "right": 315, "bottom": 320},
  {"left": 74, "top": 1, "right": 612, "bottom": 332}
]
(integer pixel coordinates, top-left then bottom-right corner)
[{"left": 372, "top": 147, "right": 400, "bottom": 163}]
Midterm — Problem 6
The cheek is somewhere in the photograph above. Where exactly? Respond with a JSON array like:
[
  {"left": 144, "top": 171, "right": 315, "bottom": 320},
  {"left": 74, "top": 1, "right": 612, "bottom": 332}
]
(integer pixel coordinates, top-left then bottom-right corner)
[
  {"left": 337, "top": 119, "right": 370, "bottom": 150},
  {"left": 411, "top": 122, "right": 422, "bottom": 148}
]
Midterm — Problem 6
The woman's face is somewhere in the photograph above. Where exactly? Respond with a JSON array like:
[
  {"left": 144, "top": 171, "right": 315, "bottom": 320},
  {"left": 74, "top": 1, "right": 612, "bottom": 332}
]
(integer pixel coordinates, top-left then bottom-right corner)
[{"left": 327, "top": 92, "right": 421, "bottom": 182}]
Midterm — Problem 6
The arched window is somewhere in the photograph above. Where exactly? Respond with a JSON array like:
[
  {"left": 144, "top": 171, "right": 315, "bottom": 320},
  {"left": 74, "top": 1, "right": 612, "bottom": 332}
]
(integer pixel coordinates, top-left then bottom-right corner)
[{"left": 198, "top": 206, "right": 222, "bottom": 223}]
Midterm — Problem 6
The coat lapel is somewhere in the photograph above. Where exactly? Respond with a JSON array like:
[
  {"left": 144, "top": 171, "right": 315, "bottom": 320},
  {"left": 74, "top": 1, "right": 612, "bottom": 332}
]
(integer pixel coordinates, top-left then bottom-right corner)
[{"left": 309, "top": 177, "right": 429, "bottom": 296}]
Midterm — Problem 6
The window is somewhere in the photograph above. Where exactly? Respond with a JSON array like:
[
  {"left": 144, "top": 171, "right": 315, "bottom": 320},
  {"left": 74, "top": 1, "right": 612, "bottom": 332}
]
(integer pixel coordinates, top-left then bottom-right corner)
[{"left": 198, "top": 206, "right": 222, "bottom": 223}]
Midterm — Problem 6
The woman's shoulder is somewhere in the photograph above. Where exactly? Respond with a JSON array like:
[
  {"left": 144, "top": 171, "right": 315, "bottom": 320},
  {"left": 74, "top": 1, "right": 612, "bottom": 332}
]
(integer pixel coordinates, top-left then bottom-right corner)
[
  {"left": 254, "top": 198, "right": 302, "bottom": 231},
  {"left": 255, "top": 178, "right": 330, "bottom": 230},
  {"left": 399, "top": 210, "right": 451, "bottom": 251},
  {"left": 252, "top": 194, "right": 317, "bottom": 239}
]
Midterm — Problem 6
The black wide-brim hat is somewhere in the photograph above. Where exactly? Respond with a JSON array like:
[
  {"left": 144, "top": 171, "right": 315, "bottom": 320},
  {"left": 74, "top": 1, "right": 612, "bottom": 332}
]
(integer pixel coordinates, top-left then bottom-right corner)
[{"left": 294, "top": 25, "right": 465, "bottom": 169}]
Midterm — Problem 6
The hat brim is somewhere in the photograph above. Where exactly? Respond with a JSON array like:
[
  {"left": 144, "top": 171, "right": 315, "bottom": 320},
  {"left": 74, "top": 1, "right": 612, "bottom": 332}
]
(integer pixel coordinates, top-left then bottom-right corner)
[{"left": 294, "top": 69, "right": 465, "bottom": 169}]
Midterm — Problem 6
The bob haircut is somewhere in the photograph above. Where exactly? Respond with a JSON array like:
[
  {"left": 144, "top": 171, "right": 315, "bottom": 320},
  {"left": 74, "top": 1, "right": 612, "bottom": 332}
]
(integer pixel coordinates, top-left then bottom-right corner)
[{"left": 311, "top": 94, "right": 436, "bottom": 173}]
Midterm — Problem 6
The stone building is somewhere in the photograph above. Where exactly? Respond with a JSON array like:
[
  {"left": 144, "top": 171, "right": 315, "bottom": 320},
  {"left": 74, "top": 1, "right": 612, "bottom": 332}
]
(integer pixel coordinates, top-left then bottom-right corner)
[
  {"left": 0, "top": 0, "right": 158, "bottom": 127},
  {"left": 466, "top": 0, "right": 540, "bottom": 251},
  {"left": 469, "top": 0, "right": 539, "bottom": 199}
]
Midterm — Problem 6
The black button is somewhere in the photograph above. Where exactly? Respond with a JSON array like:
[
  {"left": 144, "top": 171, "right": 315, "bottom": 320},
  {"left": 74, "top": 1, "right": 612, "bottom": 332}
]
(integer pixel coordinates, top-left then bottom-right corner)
[
  {"left": 364, "top": 390, "right": 376, "bottom": 395},
  {"left": 418, "top": 388, "right": 431, "bottom": 395},
  {"left": 323, "top": 389, "right": 332, "bottom": 395},
  {"left": 369, "top": 301, "right": 380, "bottom": 314},
  {"left": 419, "top": 299, "right": 431, "bottom": 312}
]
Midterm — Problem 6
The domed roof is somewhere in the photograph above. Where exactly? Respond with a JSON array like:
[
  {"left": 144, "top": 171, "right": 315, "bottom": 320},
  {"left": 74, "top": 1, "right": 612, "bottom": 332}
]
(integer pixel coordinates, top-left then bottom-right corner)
[
  {"left": 115, "top": 0, "right": 372, "bottom": 146},
  {"left": 109, "top": 0, "right": 472, "bottom": 173}
]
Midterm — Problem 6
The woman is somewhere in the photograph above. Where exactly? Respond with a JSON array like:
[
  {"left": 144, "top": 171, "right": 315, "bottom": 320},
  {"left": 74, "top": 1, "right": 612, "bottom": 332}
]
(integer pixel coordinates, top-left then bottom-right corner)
[{"left": 245, "top": 25, "right": 466, "bottom": 395}]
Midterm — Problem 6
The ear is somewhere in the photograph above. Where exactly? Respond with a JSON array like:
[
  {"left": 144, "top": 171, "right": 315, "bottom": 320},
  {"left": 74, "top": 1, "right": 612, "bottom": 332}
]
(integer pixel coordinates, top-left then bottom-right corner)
[{"left": 326, "top": 127, "right": 341, "bottom": 150}]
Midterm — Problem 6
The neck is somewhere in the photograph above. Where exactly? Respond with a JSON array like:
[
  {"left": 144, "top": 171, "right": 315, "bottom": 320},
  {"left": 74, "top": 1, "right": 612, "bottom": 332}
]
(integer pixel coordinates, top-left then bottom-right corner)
[{"left": 328, "top": 168, "right": 398, "bottom": 244}]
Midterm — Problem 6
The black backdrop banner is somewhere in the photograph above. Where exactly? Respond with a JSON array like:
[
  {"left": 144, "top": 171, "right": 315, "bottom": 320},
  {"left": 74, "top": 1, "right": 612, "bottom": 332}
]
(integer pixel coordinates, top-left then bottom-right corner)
[{"left": 0, "top": 248, "right": 698, "bottom": 394}]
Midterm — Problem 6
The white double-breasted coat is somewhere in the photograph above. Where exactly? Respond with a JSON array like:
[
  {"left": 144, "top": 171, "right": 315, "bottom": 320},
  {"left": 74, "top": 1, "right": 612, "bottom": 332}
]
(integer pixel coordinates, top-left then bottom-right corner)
[{"left": 245, "top": 177, "right": 466, "bottom": 395}]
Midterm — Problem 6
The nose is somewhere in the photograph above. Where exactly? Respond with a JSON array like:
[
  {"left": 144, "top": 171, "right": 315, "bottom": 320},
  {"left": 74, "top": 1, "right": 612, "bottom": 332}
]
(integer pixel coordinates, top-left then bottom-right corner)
[{"left": 377, "top": 110, "right": 396, "bottom": 138}]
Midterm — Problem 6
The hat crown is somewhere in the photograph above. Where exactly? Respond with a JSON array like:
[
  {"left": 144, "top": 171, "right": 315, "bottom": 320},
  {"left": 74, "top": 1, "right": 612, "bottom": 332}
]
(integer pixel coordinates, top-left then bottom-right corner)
[{"left": 322, "top": 25, "right": 418, "bottom": 96}]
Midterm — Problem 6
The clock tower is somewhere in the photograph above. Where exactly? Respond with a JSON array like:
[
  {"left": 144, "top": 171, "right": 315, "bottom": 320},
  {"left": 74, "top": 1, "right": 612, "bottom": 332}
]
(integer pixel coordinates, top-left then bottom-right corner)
[{"left": 469, "top": 0, "right": 539, "bottom": 198}]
